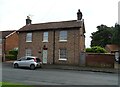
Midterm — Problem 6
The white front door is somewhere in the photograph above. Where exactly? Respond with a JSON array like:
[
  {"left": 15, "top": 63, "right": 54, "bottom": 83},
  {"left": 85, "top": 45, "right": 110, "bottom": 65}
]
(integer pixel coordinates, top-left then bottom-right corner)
[{"left": 42, "top": 50, "right": 47, "bottom": 64}]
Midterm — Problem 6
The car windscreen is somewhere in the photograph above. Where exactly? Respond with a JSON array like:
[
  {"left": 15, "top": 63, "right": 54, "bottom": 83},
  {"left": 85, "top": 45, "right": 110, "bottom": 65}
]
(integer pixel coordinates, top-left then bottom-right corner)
[{"left": 26, "top": 57, "right": 33, "bottom": 60}]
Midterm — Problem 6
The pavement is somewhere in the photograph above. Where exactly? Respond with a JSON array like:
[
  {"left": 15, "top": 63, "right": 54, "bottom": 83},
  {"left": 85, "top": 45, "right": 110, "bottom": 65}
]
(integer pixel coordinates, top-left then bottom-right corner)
[
  {"left": 3, "top": 61, "right": 119, "bottom": 74},
  {"left": 42, "top": 64, "right": 119, "bottom": 74}
]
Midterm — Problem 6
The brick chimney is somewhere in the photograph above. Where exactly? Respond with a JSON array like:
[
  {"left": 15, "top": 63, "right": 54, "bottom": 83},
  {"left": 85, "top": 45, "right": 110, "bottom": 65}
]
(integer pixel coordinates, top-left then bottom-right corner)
[
  {"left": 26, "top": 16, "right": 32, "bottom": 25},
  {"left": 77, "top": 9, "right": 83, "bottom": 20}
]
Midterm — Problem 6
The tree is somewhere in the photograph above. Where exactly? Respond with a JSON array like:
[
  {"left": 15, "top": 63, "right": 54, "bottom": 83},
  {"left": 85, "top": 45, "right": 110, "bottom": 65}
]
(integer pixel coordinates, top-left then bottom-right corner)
[
  {"left": 90, "top": 24, "right": 113, "bottom": 47},
  {"left": 111, "top": 24, "right": 120, "bottom": 46}
]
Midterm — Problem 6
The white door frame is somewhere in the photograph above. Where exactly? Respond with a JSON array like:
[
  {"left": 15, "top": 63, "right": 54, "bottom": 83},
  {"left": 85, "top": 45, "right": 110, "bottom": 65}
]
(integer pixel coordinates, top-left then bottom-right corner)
[{"left": 42, "top": 49, "right": 48, "bottom": 64}]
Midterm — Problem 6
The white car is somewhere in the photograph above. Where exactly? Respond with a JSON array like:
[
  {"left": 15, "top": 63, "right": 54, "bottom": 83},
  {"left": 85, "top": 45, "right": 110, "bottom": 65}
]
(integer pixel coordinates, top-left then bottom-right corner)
[{"left": 13, "top": 56, "right": 42, "bottom": 70}]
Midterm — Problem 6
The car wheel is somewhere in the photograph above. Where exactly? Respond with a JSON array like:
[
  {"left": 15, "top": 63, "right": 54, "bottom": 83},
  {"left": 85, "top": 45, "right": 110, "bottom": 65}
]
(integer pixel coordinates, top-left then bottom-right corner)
[
  {"left": 30, "top": 64, "right": 35, "bottom": 70},
  {"left": 14, "top": 63, "right": 18, "bottom": 68}
]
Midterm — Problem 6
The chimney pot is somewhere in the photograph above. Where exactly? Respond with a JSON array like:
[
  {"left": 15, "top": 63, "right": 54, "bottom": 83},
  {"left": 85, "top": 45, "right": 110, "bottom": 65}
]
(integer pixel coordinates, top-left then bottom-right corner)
[
  {"left": 77, "top": 9, "right": 83, "bottom": 20},
  {"left": 26, "top": 16, "right": 32, "bottom": 25}
]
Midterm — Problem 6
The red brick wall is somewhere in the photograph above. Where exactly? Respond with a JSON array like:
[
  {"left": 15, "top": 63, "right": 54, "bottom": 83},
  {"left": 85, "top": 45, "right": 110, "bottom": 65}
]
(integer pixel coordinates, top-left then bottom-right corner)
[
  {"left": 5, "top": 32, "right": 18, "bottom": 54},
  {"left": 86, "top": 53, "right": 115, "bottom": 68},
  {"left": 54, "top": 29, "right": 80, "bottom": 65},
  {"left": 18, "top": 28, "right": 85, "bottom": 65}
]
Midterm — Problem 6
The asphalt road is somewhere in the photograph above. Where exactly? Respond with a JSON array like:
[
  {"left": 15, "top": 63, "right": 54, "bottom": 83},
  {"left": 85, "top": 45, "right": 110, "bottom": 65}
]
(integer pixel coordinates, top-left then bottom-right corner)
[{"left": 1, "top": 63, "right": 118, "bottom": 85}]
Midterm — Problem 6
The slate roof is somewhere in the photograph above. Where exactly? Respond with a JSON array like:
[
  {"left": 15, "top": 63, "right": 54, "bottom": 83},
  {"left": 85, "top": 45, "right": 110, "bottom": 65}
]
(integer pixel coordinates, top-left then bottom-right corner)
[
  {"left": 0, "top": 30, "right": 15, "bottom": 39},
  {"left": 18, "top": 20, "right": 85, "bottom": 32}
]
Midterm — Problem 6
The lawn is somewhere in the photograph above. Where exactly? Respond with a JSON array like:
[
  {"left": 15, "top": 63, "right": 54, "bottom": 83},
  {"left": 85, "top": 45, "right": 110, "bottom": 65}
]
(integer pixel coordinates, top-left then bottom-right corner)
[{"left": 0, "top": 82, "right": 32, "bottom": 87}]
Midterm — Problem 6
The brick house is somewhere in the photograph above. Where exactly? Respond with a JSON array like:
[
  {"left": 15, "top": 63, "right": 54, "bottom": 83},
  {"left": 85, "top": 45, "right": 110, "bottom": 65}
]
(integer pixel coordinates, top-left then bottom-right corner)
[
  {"left": 0, "top": 30, "right": 18, "bottom": 62},
  {"left": 17, "top": 10, "right": 86, "bottom": 65}
]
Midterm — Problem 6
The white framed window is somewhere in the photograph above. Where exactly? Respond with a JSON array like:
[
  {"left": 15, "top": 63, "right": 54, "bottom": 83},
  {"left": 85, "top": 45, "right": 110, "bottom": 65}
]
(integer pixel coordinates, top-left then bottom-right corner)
[
  {"left": 43, "top": 32, "right": 48, "bottom": 42},
  {"left": 59, "top": 31, "right": 67, "bottom": 42},
  {"left": 26, "top": 33, "right": 32, "bottom": 42},
  {"left": 25, "top": 49, "right": 32, "bottom": 56},
  {"left": 59, "top": 49, "right": 67, "bottom": 61}
]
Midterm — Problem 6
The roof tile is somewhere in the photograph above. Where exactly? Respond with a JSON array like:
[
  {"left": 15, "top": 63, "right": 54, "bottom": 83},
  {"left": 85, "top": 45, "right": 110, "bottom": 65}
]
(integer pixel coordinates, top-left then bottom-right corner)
[{"left": 18, "top": 20, "right": 83, "bottom": 32}]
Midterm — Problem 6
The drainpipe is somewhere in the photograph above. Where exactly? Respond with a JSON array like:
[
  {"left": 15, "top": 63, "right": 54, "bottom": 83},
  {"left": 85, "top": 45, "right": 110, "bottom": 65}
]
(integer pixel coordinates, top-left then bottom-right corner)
[
  {"left": 53, "top": 30, "right": 55, "bottom": 64},
  {"left": 118, "top": 50, "right": 120, "bottom": 64},
  {"left": 3, "top": 38, "right": 6, "bottom": 62}
]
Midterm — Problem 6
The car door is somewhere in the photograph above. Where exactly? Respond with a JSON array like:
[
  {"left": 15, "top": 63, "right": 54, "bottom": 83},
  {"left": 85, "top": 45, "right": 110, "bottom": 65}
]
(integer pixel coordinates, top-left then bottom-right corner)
[
  {"left": 18, "top": 57, "right": 27, "bottom": 67},
  {"left": 25, "top": 57, "right": 33, "bottom": 67}
]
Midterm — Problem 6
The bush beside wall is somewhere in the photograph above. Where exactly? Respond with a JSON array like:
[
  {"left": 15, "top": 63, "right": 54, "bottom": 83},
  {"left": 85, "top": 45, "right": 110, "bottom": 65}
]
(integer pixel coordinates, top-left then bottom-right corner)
[
  {"left": 5, "top": 55, "right": 16, "bottom": 60},
  {"left": 9, "top": 50, "right": 18, "bottom": 58},
  {"left": 5, "top": 49, "right": 18, "bottom": 61},
  {"left": 86, "top": 46, "right": 107, "bottom": 53}
]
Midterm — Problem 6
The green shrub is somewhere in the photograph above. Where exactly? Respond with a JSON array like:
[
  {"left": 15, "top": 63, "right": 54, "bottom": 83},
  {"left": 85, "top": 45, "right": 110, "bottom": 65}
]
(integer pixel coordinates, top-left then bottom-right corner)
[
  {"left": 9, "top": 50, "right": 18, "bottom": 58},
  {"left": 9, "top": 50, "right": 18, "bottom": 55},
  {"left": 86, "top": 48, "right": 93, "bottom": 53},
  {"left": 86, "top": 46, "right": 107, "bottom": 53},
  {"left": 5, "top": 55, "right": 16, "bottom": 60}
]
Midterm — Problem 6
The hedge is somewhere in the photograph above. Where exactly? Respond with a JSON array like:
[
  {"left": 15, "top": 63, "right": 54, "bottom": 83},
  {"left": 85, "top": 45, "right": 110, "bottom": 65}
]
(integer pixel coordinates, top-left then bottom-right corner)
[
  {"left": 5, "top": 55, "right": 16, "bottom": 60},
  {"left": 86, "top": 46, "right": 107, "bottom": 53},
  {"left": 9, "top": 50, "right": 18, "bottom": 58}
]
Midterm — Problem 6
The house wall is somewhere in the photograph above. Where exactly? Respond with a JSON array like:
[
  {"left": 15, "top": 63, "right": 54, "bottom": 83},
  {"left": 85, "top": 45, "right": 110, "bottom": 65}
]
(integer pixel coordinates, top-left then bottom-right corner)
[
  {"left": 18, "top": 31, "right": 54, "bottom": 63},
  {"left": 86, "top": 53, "right": 115, "bottom": 68},
  {"left": 5, "top": 32, "right": 18, "bottom": 54},
  {"left": 79, "top": 27, "right": 85, "bottom": 52},
  {"left": 54, "top": 29, "right": 80, "bottom": 65},
  {"left": 18, "top": 28, "right": 85, "bottom": 65}
]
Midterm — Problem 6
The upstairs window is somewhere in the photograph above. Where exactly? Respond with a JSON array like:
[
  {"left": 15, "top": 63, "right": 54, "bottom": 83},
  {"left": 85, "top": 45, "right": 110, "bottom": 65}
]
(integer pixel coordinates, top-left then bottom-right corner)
[
  {"left": 43, "top": 32, "right": 48, "bottom": 42},
  {"left": 59, "top": 31, "right": 67, "bottom": 42},
  {"left": 26, "top": 33, "right": 32, "bottom": 42}
]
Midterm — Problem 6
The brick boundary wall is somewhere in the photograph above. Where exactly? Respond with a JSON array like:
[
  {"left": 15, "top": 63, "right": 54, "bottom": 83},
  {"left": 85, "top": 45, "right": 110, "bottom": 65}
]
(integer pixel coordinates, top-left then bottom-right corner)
[{"left": 86, "top": 53, "right": 115, "bottom": 68}]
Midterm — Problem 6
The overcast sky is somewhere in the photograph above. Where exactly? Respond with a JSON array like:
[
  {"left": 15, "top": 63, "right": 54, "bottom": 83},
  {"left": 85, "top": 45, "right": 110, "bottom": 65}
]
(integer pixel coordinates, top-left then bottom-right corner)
[{"left": 0, "top": 0, "right": 119, "bottom": 47}]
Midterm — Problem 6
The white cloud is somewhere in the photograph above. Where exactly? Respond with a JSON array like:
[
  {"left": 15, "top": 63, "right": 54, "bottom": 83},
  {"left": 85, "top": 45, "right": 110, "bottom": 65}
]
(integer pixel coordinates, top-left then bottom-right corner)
[{"left": 0, "top": 0, "right": 119, "bottom": 47}]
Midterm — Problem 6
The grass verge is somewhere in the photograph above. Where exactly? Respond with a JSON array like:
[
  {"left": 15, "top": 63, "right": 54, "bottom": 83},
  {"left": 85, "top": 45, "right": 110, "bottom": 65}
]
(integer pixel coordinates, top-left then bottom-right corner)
[{"left": 0, "top": 82, "right": 32, "bottom": 87}]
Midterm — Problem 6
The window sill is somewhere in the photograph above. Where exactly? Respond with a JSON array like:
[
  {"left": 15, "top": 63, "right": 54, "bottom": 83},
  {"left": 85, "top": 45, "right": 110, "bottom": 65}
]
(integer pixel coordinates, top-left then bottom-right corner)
[
  {"left": 42, "top": 41, "right": 48, "bottom": 43},
  {"left": 26, "top": 41, "right": 32, "bottom": 43},
  {"left": 59, "top": 40, "right": 67, "bottom": 42},
  {"left": 59, "top": 59, "right": 67, "bottom": 61}
]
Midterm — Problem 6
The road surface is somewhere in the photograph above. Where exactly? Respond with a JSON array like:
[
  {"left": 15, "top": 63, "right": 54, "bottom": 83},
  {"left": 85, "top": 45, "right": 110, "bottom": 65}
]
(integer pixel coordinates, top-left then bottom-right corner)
[{"left": 1, "top": 63, "right": 118, "bottom": 85}]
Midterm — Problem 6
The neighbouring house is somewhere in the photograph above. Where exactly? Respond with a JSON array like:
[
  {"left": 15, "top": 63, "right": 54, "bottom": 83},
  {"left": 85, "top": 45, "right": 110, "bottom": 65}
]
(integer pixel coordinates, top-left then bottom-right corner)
[
  {"left": 0, "top": 30, "right": 18, "bottom": 62},
  {"left": 105, "top": 44, "right": 120, "bottom": 53},
  {"left": 105, "top": 44, "right": 120, "bottom": 64},
  {"left": 17, "top": 10, "right": 86, "bottom": 65}
]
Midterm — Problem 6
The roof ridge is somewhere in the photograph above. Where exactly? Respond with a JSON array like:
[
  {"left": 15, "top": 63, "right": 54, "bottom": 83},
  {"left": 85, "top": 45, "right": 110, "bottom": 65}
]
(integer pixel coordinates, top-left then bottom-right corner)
[
  {"left": 32, "top": 20, "right": 77, "bottom": 25},
  {"left": 18, "top": 20, "right": 83, "bottom": 32},
  {"left": 5, "top": 31, "right": 17, "bottom": 38}
]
